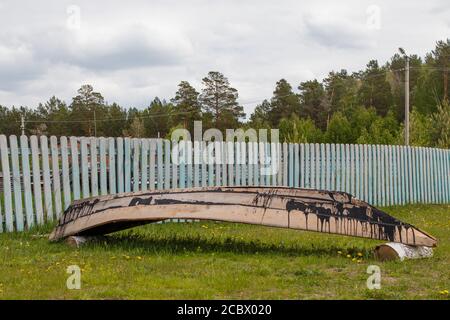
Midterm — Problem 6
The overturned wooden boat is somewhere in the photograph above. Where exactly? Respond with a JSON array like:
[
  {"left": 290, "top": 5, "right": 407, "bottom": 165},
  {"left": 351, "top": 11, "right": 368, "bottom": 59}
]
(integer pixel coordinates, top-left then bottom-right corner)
[{"left": 49, "top": 186, "right": 437, "bottom": 247}]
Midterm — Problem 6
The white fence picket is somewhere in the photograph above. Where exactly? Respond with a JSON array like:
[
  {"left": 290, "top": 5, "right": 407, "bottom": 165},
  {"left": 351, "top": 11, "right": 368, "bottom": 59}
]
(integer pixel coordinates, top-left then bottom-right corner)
[
  {"left": 132, "top": 138, "right": 140, "bottom": 192},
  {"left": 60, "top": 137, "right": 71, "bottom": 210},
  {"left": 20, "top": 136, "right": 34, "bottom": 227},
  {"left": 108, "top": 138, "right": 117, "bottom": 194},
  {"left": 99, "top": 138, "right": 107, "bottom": 195},
  {"left": 90, "top": 137, "right": 99, "bottom": 197},
  {"left": 30, "top": 136, "right": 44, "bottom": 225},
  {"left": 70, "top": 136, "right": 81, "bottom": 200},
  {"left": 80, "top": 138, "right": 90, "bottom": 198},
  {"left": 40, "top": 135, "right": 53, "bottom": 221},
  {"left": 50, "top": 136, "right": 62, "bottom": 217},
  {"left": 9, "top": 136, "right": 24, "bottom": 230},
  {"left": 0, "top": 135, "right": 14, "bottom": 231}
]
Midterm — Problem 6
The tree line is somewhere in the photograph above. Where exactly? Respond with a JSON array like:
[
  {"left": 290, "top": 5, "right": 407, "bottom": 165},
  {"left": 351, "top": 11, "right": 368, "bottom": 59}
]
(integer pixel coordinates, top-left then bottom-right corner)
[{"left": 0, "top": 39, "right": 448, "bottom": 148}]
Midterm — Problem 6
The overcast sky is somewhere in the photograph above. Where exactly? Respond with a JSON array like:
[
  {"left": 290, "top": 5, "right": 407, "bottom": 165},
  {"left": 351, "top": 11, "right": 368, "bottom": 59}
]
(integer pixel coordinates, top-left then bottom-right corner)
[{"left": 0, "top": 0, "right": 449, "bottom": 117}]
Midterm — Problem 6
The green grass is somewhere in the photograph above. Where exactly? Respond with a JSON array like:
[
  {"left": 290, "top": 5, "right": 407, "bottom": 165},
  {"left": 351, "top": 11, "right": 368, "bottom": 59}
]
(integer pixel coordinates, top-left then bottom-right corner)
[{"left": 0, "top": 204, "right": 449, "bottom": 299}]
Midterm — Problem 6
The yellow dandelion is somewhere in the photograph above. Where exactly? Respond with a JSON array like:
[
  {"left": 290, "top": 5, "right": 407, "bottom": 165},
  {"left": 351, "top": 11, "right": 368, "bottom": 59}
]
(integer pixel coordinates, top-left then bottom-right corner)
[
  {"left": 346, "top": 254, "right": 351, "bottom": 258},
  {"left": 439, "top": 290, "right": 449, "bottom": 295},
  {"left": 136, "top": 256, "right": 142, "bottom": 260},
  {"left": 352, "top": 258, "right": 357, "bottom": 262}
]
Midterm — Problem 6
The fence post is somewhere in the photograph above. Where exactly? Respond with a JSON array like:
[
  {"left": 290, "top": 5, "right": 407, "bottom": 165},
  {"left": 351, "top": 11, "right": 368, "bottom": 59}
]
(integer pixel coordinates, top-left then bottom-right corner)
[
  {"left": 108, "top": 138, "right": 117, "bottom": 195},
  {"left": 141, "top": 138, "right": 149, "bottom": 191},
  {"left": 10, "top": 135, "right": 24, "bottom": 230},
  {"left": 90, "top": 137, "right": 99, "bottom": 197},
  {"left": 320, "top": 143, "right": 326, "bottom": 190},
  {"left": 193, "top": 140, "right": 200, "bottom": 187},
  {"left": 98, "top": 137, "right": 108, "bottom": 196},
  {"left": 69, "top": 137, "right": 81, "bottom": 200},
  {"left": 187, "top": 140, "right": 193, "bottom": 188},
  {"left": 0, "top": 135, "right": 14, "bottom": 231},
  {"left": 80, "top": 137, "right": 90, "bottom": 198},
  {"left": 30, "top": 136, "right": 44, "bottom": 225},
  {"left": 294, "top": 143, "right": 299, "bottom": 187},
  {"left": 165, "top": 140, "right": 171, "bottom": 189},
  {"left": 172, "top": 140, "right": 178, "bottom": 189},
  {"left": 40, "top": 135, "right": 53, "bottom": 221},
  {"left": 50, "top": 136, "right": 63, "bottom": 218},
  {"left": 60, "top": 137, "right": 71, "bottom": 210}
]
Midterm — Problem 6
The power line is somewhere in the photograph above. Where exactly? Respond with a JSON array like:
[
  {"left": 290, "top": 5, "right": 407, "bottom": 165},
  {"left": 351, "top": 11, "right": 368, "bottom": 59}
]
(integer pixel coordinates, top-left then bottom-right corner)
[{"left": 20, "top": 110, "right": 196, "bottom": 124}]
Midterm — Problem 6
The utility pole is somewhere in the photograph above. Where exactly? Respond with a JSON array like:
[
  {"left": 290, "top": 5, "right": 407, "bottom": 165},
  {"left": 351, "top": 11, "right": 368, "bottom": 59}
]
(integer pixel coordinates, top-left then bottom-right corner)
[
  {"left": 399, "top": 47, "right": 409, "bottom": 145},
  {"left": 93, "top": 110, "right": 97, "bottom": 137},
  {"left": 405, "top": 56, "right": 410, "bottom": 146},
  {"left": 21, "top": 115, "right": 25, "bottom": 136}
]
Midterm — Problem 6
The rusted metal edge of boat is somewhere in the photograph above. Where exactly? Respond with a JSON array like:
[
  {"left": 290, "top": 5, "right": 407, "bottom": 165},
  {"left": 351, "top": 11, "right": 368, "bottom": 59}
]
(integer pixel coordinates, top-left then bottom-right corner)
[{"left": 49, "top": 186, "right": 437, "bottom": 247}]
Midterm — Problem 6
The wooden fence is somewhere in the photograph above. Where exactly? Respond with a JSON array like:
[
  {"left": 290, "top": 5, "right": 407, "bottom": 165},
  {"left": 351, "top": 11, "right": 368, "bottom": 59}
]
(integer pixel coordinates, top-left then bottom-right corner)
[{"left": 0, "top": 134, "right": 449, "bottom": 233}]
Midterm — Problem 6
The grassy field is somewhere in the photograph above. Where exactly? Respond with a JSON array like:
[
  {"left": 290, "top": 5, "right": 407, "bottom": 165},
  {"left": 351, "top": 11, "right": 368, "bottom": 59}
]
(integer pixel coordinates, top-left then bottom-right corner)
[{"left": 0, "top": 204, "right": 448, "bottom": 300}]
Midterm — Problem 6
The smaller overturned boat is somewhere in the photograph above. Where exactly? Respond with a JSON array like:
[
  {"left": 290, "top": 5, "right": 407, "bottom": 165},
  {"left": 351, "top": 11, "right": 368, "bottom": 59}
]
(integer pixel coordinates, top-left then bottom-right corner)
[{"left": 49, "top": 186, "right": 437, "bottom": 247}]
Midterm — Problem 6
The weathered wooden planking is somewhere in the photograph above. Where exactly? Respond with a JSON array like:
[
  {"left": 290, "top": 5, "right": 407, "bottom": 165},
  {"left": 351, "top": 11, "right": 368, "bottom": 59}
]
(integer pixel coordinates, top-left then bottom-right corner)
[
  {"left": 9, "top": 136, "right": 24, "bottom": 230},
  {"left": 149, "top": 139, "right": 156, "bottom": 190},
  {"left": 117, "top": 137, "right": 124, "bottom": 193},
  {"left": 50, "top": 136, "right": 63, "bottom": 217},
  {"left": 140, "top": 139, "right": 149, "bottom": 191},
  {"left": 30, "top": 136, "right": 44, "bottom": 224},
  {"left": 70, "top": 137, "right": 81, "bottom": 200},
  {"left": 157, "top": 139, "right": 163, "bottom": 190},
  {"left": 108, "top": 138, "right": 116, "bottom": 195},
  {"left": 49, "top": 186, "right": 437, "bottom": 247},
  {"left": 171, "top": 140, "right": 178, "bottom": 189},
  {"left": 293, "top": 143, "right": 299, "bottom": 187},
  {"left": 40, "top": 136, "right": 54, "bottom": 221},
  {"left": 90, "top": 137, "right": 99, "bottom": 197},
  {"left": 60, "top": 137, "right": 71, "bottom": 210},
  {"left": 0, "top": 135, "right": 14, "bottom": 231},
  {"left": 299, "top": 143, "right": 305, "bottom": 188},
  {"left": 20, "top": 136, "right": 34, "bottom": 227},
  {"left": 132, "top": 139, "right": 140, "bottom": 192},
  {"left": 124, "top": 138, "right": 131, "bottom": 193},
  {"left": 99, "top": 138, "right": 107, "bottom": 195},
  {"left": 187, "top": 141, "right": 193, "bottom": 188},
  {"left": 164, "top": 140, "right": 171, "bottom": 189},
  {"left": 80, "top": 138, "right": 90, "bottom": 199}
]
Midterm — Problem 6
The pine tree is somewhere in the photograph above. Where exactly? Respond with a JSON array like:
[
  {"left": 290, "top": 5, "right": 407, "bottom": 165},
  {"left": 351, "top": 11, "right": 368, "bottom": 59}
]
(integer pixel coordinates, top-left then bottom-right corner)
[
  {"left": 70, "top": 84, "right": 105, "bottom": 136},
  {"left": 268, "top": 79, "right": 300, "bottom": 125},
  {"left": 357, "top": 60, "right": 393, "bottom": 116},
  {"left": 200, "top": 71, "right": 245, "bottom": 130},
  {"left": 298, "top": 79, "right": 329, "bottom": 130},
  {"left": 171, "top": 81, "right": 201, "bottom": 132}
]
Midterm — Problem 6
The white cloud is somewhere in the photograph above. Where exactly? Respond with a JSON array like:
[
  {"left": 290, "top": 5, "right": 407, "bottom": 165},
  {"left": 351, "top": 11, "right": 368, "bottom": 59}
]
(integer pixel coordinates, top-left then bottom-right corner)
[{"left": 0, "top": 0, "right": 448, "bottom": 117}]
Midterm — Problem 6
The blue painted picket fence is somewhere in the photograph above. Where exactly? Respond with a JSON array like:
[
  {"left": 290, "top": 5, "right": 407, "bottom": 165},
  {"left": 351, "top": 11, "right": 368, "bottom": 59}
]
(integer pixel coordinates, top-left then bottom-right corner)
[{"left": 0, "top": 135, "right": 449, "bottom": 233}]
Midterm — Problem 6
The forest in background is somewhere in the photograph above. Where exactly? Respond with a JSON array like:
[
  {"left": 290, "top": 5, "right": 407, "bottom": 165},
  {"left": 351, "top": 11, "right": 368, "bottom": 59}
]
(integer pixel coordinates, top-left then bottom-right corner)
[{"left": 0, "top": 39, "right": 449, "bottom": 148}]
